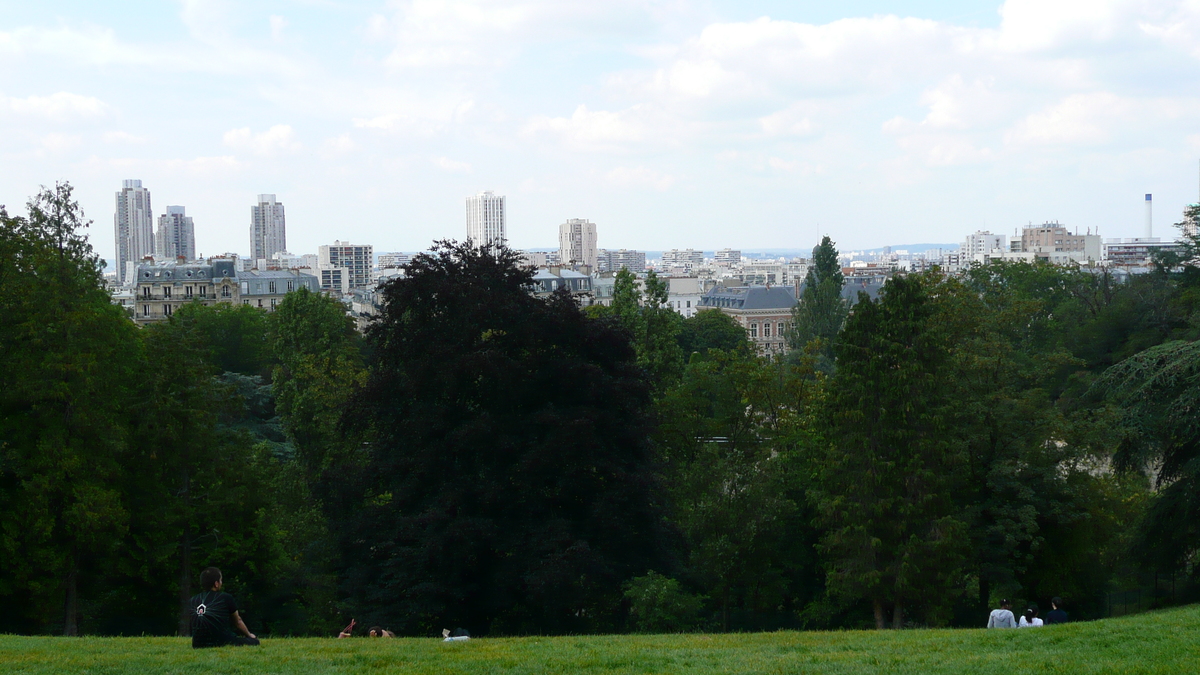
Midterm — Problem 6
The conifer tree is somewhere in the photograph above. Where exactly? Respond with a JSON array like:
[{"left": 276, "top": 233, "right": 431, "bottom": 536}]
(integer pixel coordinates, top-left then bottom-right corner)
[{"left": 788, "top": 236, "right": 848, "bottom": 354}]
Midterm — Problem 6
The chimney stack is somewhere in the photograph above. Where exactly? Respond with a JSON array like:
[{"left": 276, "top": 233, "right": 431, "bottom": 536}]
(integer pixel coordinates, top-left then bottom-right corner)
[{"left": 1145, "top": 193, "right": 1153, "bottom": 239}]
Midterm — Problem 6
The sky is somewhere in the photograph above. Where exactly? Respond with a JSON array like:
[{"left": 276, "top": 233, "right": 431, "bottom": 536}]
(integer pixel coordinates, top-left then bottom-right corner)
[{"left": 3, "top": 0, "right": 1200, "bottom": 260}]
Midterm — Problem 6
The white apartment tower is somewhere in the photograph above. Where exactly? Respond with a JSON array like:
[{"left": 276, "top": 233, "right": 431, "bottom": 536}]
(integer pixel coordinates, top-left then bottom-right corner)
[
  {"left": 114, "top": 179, "right": 155, "bottom": 286},
  {"left": 558, "top": 218, "right": 598, "bottom": 268},
  {"left": 250, "top": 194, "right": 287, "bottom": 264},
  {"left": 318, "top": 241, "right": 374, "bottom": 290},
  {"left": 466, "top": 191, "right": 506, "bottom": 247},
  {"left": 156, "top": 206, "right": 196, "bottom": 261}
]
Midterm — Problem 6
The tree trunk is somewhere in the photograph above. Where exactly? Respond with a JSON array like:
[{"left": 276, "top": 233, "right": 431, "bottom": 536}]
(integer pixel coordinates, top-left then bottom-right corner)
[
  {"left": 63, "top": 566, "right": 78, "bottom": 636},
  {"left": 178, "top": 523, "right": 192, "bottom": 636},
  {"left": 873, "top": 598, "right": 885, "bottom": 630},
  {"left": 892, "top": 599, "right": 904, "bottom": 630}
]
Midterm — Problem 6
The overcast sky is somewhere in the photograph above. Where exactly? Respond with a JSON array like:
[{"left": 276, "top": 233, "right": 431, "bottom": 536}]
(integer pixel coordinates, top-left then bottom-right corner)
[{"left": 3, "top": 0, "right": 1200, "bottom": 259}]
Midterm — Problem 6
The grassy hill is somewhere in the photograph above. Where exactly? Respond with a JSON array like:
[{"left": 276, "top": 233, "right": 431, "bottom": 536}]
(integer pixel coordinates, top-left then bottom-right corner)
[{"left": 3, "top": 605, "right": 1199, "bottom": 674}]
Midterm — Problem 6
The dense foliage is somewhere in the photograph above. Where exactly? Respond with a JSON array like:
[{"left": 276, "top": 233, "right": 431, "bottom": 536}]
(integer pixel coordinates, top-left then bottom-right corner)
[{"left": 2, "top": 183, "right": 1198, "bottom": 637}]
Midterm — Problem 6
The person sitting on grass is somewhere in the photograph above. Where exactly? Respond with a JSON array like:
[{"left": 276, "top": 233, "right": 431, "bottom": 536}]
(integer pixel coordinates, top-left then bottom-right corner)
[
  {"left": 1019, "top": 605, "right": 1043, "bottom": 627},
  {"left": 368, "top": 626, "right": 395, "bottom": 638},
  {"left": 189, "top": 567, "right": 260, "bottom": 648},
  {"left": 1045, "top": 597, "right": 1069, "bottom": 624},
  {"left": 987, "top": 599, "right": 1016, "bottom": 628}
]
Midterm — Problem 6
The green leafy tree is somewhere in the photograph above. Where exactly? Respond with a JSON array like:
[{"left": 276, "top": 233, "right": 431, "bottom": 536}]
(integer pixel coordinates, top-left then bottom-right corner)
[
  {"left": 677, "top": 309, "right": 750, "bottom": 356},
  {"left": 1090, "top": 340, "right": 1200, "bottom": 574},
  {"left": 604, "top": 269, "right": 685, "bottom": 394},
  {"left": 813, "top": 275, "right": 968, "bottom": 629},
  {"left": 269, "top": 287, "right": 364, "bottom": 477},
  {"left": 0, "top": 184, "right": 136, "bottom": 635},
  {"left": 336, "top": 240, "right": 672, "bottom": 635},
  {"left": 788, "top": 236, "right": 848, "bottom": 355},
  {"left": 623, "top": 572, "right": 704, "bottom": 632}
]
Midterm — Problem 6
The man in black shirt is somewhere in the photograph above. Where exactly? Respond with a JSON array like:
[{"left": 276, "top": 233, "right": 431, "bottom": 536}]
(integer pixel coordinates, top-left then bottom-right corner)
[
  {"left": 189, "top": 567, "right": 260, "bottom": 648},
  {"left": 1044, "top": 596, "right": 1069, "bottom": 625}
]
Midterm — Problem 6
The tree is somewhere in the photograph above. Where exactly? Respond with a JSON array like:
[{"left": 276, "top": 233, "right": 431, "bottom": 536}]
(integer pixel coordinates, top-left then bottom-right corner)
[
  {"left": 603, "top": 268, "right": 685, "bottom": 394},
  {"left": 1090, "top": 340, "right": 1200, "bottom": 574},
  {"left": 269, "top": 287, "right": 364, "bottom": 478},
  {"left": 336, "top": 240, "right": 672, "bottom": 635},
  {"left": 677, "top": 310, "right": 749, "bottom": 356},
  {"left": 812, "top": 275, "right": 968, "bottom": 629},
  {"left": 655, "top": 348, "right": 821, "bottom": 630},
  {"left": 0, "top": 185, "right": 136, "bottom": 635},
  {"left": 787, "top": 236, "right": 848, "bottom": 356}
]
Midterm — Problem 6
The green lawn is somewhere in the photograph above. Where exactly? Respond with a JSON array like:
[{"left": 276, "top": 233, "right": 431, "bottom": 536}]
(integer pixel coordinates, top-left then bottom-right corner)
[{"left": 3, "top": 605, "right": 1199, "bottom": 674}]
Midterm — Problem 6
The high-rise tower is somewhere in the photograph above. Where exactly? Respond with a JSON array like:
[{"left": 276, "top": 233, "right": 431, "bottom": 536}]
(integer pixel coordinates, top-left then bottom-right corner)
[
  {"left": 114, "top": 179, "right": 154, "bottom": 286},
  {"left": 466, "top": 191, "right": 506, "bottom": 247},
  {"left": 156, "top": 205, "right": 196, "bottom": 261},
  {"left": 558, "top": 218, "right": 598, "bottom": 268},
  {"left": 251, "top": 194, "right": 287, "bottom": 264}
]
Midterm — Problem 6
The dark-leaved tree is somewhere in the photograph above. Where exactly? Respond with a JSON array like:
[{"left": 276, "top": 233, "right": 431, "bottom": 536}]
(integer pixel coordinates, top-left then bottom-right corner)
[{"left": 336, "top": 240, "right": 673, "bottom": 635}]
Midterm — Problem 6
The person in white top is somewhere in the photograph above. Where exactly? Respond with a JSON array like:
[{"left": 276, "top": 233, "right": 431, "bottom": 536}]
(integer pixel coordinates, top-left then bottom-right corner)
[
  {"left": 1018, "top": 606, "right": 1044, "bottom": 627},
  {"left": 987, "top": 599, "right": 1016, "bottom": 628}
]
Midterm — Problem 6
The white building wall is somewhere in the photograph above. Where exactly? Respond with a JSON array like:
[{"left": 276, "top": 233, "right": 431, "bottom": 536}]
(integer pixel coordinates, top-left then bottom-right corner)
[
  {"left": 466, "top": 191, "right": 506, "bottom": 247},
  {"left": 250, "top": 194, "right": 287, "bottom": 262},
  {"left": 115, "top": 179, "right": 155, "bottom": 286},
  {"left": 558, "top": 219, "right": 598, "bottom": 268}
]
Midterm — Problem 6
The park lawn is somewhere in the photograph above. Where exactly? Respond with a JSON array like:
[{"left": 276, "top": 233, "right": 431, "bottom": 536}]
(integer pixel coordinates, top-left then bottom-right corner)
[{"left": 2, "top": 605, "right": 1199, "bottom": 675}]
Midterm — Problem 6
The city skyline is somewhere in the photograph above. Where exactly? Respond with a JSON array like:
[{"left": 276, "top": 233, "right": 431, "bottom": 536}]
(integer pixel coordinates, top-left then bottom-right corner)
[{"left": 4, "top": 1, "right": 1200, "bottom": 260}]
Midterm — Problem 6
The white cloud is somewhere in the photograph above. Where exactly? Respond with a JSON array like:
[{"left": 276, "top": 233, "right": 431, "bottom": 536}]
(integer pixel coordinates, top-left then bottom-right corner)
[
  {"left": 40, "top": 133, "right": 82, "bottom": 152},
  {"left": 433, "top": 156, "right": 472, "bottom": 172},
  {"left": 103, "top": 131, "right": 149, "bottom": 145},
  {"left": 524, "top": 104, "right": 684, "bottom": 152},
  {"left": 605, "top": 165, "right": 675, "bottom": 191},
  {"left": 1005, "top": 93, "right": 1130, "bottom": 146},
  {"left": 759, "top": 104, "right": 815, "bottom": 137},
  {"left": 4, "top": 92, "right": 110, "bottom": 120},
  {"left": 320, "top": 133, "right": 356, "bottom": 157},
  {"left": 270, "top": 15, "right": 288, "bottom": 43},
  {"left": 222, "top": 125, "right": 302, "bottom": 155}
]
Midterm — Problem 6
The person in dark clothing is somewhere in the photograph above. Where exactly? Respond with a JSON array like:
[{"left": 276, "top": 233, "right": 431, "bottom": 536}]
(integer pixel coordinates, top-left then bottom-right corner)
[
  {"left": 1045, "top": 597, "right": 1069, "bottom": 625},
  {"left": 189, "top": 567, "right": 260, "bottom": 648}
]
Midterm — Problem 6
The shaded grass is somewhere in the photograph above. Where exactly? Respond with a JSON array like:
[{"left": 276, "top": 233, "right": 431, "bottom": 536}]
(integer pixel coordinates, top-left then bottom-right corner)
[{"left": 3, "top": 605, "right": 1199, "bottom": 674}]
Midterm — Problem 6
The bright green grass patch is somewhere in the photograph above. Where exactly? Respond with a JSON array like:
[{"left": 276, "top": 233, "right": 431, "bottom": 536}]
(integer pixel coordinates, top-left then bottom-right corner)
[{"left": 4, "top": 605, "right": 1199, "bottom": 674}]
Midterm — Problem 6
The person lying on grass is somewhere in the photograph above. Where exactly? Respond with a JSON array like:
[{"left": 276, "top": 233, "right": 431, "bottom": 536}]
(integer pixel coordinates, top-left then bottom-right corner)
[{"left": 190, "top": 567, "right": 260, "bottom": 648}]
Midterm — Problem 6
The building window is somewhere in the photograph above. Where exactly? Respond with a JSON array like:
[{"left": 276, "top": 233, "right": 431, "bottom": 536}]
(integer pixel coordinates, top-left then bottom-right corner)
[
  {"left": 269, "top": 281, "right": 276, "bottom": 294},
  {"left": 185, "top": 286, "right": 193, "bottom": 297},
  {"left": 258, "top": 299, "right": 263, "bottom": 308},
  {"left": 243, "top": 299, "right": 249, "bottom": 305},
  {"left": 763, "top": 323, "right": 771, "bottom": 338},
  {"left": 163, "top": 287, "right": 172, "bottom": 299},
  {"left": 222, "top": 285, "right": 231, "bottom": 298},
  {"left": 164, "top": 304, "right": 173, "bottom": 316},
  {"left": 199, "top": 286, "right": 207, "bottom": 298},
  {"left": 142, "top": 304, "right": 149, "bottom": 317},
  {"left": 270, "top": 298, "right": 277, "bottom": 309},
  {"left": 287, "top": 281, "right": 294, "bottom": 292},
  {"left": 686, "top": 300, "right": 691, "bottom": 308},
  {"left": 778, "top": 322, "right": 785, "bottom": 336},
  {"left": 141, "top": 286, "right": 150, "bottom": 298},
  {"left": 750, "top": 323, "right": 758, "bottom": 338}
]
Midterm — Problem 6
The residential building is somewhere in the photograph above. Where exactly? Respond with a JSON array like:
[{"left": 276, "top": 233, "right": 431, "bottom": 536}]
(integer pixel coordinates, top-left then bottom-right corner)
[
  {"left": 529, "top": 267, "right": 593, "bottom": 298},
  {"left": 1103, "top": 238, "right": 1183, "bottom": 267},
  {"left": 520, "top": 250, "right": 560, "bottom": 268},
  {"left": 666, "top": 277, "right": 706, "bottom": 318},
  {"left": 714, "top": 248, "right": 741, "bottom": 266},
  {"left": 598, "top": 249, "right": 646, "bottom": 273},
  {"left": 156, "top": 206, "right": 195, "bottom": 261},
  {"left": 466, "top": 190, "right": 506, "bottom": 247},
  {"left": 319, "top": 267, "right": 349, "bottom": 294},
  {"left": 319, "top": 240, "right": 374, "bottom": 289},
  {"left": 698, "top": 285, "right": 798, "bottom": 356},
  {"left": 378, "top": 252, "right": 410, "bottom": 269},
  {"left": 250, "top": 194, "right": 287, "bottom": 263},
  {"left": 239, "top": 269, "right": 320, "bottom": 311},
  {"left": 1013, "top": 222, "right": 1102, "bottom": 262},
  {"left": 115, "top": 179, "right": 155, "bottom": 286},
  {"left": 661, "top": 248, "right": 705, "bottom": 271},
  {"left": 962, "top": 231, "right": 1006, "bottom": 258},
  {"left": 270, "top": 251, "right": 318, "bottom": 270},
  {"left": 133, "top": 258, "right": 239, "bottom": 325},
  {"left": 558, "top": 218, "right": 598, "bottom": 268}
]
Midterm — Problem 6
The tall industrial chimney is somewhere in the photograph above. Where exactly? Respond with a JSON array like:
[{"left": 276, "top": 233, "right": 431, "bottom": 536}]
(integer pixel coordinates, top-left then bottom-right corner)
[{"left": 1145, "top": 193, "right": 1153, "bottom": 239}]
